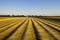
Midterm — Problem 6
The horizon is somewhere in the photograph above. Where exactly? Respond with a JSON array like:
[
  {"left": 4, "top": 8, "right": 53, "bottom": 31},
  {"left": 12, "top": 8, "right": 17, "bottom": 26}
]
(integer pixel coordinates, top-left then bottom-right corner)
[{"left": 0, "top": 0, "right": 60, "bottom": 16}]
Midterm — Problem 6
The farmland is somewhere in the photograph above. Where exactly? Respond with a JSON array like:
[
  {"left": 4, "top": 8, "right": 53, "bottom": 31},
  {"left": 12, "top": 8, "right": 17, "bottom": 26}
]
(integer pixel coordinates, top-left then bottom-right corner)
[{"left": 0, "top": 16, "right": 60, "bottom": 40}]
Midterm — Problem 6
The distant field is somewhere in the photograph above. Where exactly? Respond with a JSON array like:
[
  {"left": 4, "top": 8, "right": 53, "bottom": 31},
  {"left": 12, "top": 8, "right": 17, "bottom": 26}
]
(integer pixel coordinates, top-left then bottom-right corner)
[{"left": 0, "top": 17, "right": 60, "bottom": 40}]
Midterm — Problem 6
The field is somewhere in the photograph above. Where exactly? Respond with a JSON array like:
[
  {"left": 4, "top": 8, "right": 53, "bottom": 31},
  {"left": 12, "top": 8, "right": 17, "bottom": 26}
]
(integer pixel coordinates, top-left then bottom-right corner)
[{"left": 0, "top": 16, "right": 60, "bottom": 40}]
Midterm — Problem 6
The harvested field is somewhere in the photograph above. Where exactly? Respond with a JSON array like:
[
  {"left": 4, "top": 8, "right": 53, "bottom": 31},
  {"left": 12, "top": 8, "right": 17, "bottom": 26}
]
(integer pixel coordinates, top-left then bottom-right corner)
[{"left": 0, "top": 17, "right": 60, "bottom": 40}]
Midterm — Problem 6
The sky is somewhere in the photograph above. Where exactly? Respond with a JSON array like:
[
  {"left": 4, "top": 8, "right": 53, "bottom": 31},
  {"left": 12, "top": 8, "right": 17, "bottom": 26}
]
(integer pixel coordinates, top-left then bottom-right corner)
[{"left": 0, "top": 0, "right": 60, "bottom": 16}]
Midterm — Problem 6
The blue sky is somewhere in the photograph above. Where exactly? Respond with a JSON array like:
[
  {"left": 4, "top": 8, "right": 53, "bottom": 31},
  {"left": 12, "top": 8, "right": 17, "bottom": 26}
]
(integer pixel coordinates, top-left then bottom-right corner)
[{"left": 0, "top": 0, "right": 60, "bottom": 16}]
